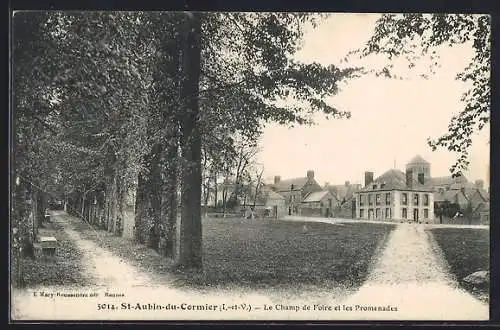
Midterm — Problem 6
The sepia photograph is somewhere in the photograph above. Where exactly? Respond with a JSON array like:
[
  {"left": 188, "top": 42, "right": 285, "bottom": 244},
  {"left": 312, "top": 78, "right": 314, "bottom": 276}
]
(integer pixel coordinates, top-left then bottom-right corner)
[{"left": 9, "top": 11, "right": 490, "bottom": 321}]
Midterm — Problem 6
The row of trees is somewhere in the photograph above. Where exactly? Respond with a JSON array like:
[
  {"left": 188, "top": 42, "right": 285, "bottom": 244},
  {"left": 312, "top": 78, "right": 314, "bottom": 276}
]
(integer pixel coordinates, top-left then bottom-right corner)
[{"left": 11, "top": 11, "right": 359, "bottom": 285}]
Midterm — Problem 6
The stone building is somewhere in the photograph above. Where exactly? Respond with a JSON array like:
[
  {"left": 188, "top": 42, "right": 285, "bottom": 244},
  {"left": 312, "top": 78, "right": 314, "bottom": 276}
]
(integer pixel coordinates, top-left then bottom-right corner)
[
  {"left": 301, "top": 190, "right": 339, "bottom": 217},
  {"left": 405, "top": 154, "right": 490, "bottom": 224},
  {"left": 270, "top": 170, "right": 323, "bottom": 215},
  {"left": 355, "top": 169, "right": 435, "bottom": 223},
  {"left": 355, "top": 155, "right": 489, "bottom": 224}
]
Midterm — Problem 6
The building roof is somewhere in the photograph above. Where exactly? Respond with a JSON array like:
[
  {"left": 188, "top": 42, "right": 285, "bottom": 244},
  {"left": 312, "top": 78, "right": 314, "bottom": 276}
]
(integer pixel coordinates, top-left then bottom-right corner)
[
  {"left": 302, "top": 190, "right": 333, "bottom": 203},
  {"left": 264, "top": 188, "right": 286, "bottom": 200},
  {"left": 434, "top": 187, "right": 489, "bottom": 209},
  {"left": 407, "top": 155, "right": 430, "bottom": 165},
  {"left": 426, "top": 175, "right": 469, "bottom": 187},
  {"left": 476, "top": 188, "right": 490, "bottom": 201},
  {"left": 434, "top": 190, "right": 463, "bottom": 203},
  {"left": 360, "top": 169, "right": 433, "bottom": 192},
  {"left": 273, "top": 177, "right": 309, "bottom": 192},
  {"left": 326, "top": 183, "right": 362, "bottom": 200},
  {"left": 249, "top": 185, "right": 286, "bottom": 205}
]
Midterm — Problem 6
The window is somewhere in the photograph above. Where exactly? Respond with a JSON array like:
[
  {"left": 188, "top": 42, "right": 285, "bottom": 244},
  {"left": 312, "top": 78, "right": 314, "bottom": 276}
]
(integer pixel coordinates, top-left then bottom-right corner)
[
  {"left": 320, "top": 202, "right": 324, "bottom": 208},
  {"left": 385, "top": 193, "right": 391, "bottom": 205},
  {"left": 372, "top": 184, "right": 377, "bottom": 190},
  {"left": 424, "top": 209, "right": 429, "bottom": 219},
  {"left": 359, "top": 194, "right": 365, "bottom": 206},
  {"left": 381, "top": 183, "right": 386, "bottom": 189},
  {"left": 402, "top": 208, "right": 407, "bottom": 219},
  {"left": 418, "top": 173, "right": 425, "bottom": 184},
  {"left": 369, "top": 194, "right": 373, "bottom": 205},
  {"left": 291, "top": 184, "right": 295, "bottom": 190},
  {"left": 376, "top": 208, "right": 380, "bottom": 219},
  {"left": 359, "top": 209, "right": 364, "bottom": 218},
  {"left": 376, "top": 194, "right": 381, "bottom": 205},
  {"left": 423, "top": 194, "right": 429, "bottom": 206},
  {"left": 401, "top": 193, "right": 408, "bottom": 205},
  {"left": 385, "top": 208, "right": 390, "bottom": 219},
  {"left": 413, "top": 194, "right": 419, "bottom": 206}
]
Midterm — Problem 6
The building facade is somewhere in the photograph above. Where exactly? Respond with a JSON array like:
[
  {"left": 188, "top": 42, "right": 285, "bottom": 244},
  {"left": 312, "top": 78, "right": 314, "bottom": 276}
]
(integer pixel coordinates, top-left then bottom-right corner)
[
  {"left": 271, "top": 170, "right": 323, "bottom": 215},
  {"left": 355, "top": 169, "right": 435, "bottom": 223},
  {"left": 301, "top": 190, "right": 339, "bottom": 217}
]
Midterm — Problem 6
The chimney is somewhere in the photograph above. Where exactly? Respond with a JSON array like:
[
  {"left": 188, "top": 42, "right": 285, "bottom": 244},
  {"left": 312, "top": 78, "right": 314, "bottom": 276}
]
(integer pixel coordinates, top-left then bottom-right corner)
[
  {"left": 307, "top": 170, "right": 314, "bottom": 180},
  {"left": 345, "top": 181, "right": 350, "bottom": 187},
  {"left": 406, "top": 169, "right": 413, "bottom": 189},
  {"left": 364, "top": 171, "right": 374, "bottom": 187},
  {"left": 475, "top": 179, "right": 484, "bottom": 190},
  {"left": 274, "top": 176, "right": 281, "bottom": 185}
]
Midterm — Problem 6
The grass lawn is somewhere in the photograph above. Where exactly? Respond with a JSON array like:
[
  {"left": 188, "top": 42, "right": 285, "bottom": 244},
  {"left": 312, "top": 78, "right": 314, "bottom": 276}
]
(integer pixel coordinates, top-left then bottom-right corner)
[
  {"left": 429, "top": 227, "right": 490, "bottom": 300},
  {"left": 19, "top": 221, "right": 93, "bottom": 287},
  {"left": 75, "top": 216, "right": 395, "bottom": 293}
]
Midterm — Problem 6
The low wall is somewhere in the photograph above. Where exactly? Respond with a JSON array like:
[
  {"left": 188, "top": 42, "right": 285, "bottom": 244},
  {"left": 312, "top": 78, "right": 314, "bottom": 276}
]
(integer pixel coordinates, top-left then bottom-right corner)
[{"left": 436, "top": 215, "right": 485, "bottom": 226}]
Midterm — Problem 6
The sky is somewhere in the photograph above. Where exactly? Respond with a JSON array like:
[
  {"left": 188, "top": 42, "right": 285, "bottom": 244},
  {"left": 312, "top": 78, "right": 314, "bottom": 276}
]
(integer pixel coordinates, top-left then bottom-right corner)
[{"left": 257, "top": 13, "right": 490, "bottom": 188}]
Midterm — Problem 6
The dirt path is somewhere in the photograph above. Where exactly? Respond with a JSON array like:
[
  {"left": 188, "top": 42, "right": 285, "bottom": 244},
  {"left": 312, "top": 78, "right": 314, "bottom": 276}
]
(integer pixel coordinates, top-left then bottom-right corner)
[
  {"left": 51, "top": 211, "right": 155, "bottom": 288},
  {"left": 12, "top": 213, "right": 488, "bottom": 320},
  {"left": 341, "top": 223, "right": 488, "bottom": 320}
]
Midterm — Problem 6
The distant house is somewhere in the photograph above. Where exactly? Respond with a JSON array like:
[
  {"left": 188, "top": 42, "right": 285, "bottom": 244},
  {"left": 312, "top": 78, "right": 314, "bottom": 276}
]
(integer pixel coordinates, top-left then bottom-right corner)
[
  {"left": 434, "top": 186, "right": 490, "bottom": 225},
  {"left": 354, "top": 154, "right": 488, "bottom": 225},
  {"left": 301, "top": 190, "right": 339, "bottom": 217},
  {"left": 405, "top": 154, "right": 480, "bottom": 193},
  {"left": 355, "top": 168, "right": 435, "bottom": 223},
  {"left": 270, "top": 170, "right": 323, "bottom": 215},
  {"left": 404, "top": 154, "right": 490, "bottom": 225},
  {"left": 251, "top": 186, "right": 287, "bottom": 219}
]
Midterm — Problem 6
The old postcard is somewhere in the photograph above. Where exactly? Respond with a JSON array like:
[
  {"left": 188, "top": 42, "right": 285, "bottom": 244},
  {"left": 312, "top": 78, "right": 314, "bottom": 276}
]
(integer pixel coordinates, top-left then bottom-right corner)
[{"left": 10, "top": 11, "right": 490, "bottom": 322}]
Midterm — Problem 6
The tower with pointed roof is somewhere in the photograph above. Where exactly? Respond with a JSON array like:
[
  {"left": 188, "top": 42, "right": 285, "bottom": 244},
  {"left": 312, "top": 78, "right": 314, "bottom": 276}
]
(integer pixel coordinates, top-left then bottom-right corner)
[{"left": 406, "top": 155, "right": 431, "bottom": 185}]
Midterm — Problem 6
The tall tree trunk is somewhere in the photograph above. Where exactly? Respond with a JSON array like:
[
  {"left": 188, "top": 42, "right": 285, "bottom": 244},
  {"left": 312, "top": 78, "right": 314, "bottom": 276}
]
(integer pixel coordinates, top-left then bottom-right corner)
[
  {"left": 213, "top": 171, "right": 218, "bottom": 211},
  {"left": 115, "top": 177, "right": 126, "bottom": 237},
  {"left": 164, "top": 138, "right": 179, "bottom": 259},
  {"left": 178, "top": 12, "right": 203, "bottom": 270},
  {"left": 203, "top": 167, "right": 211, "bottom": 218},
  {"left": 134, "top": 171, "right": 147, "bottom": 244},
  {"left": 36, "top": 189, "right": 46, "bottom": 229},
  {"left": 222, "top": 184, "right": 227, "bottom": 217},
  {"left": 12, "top": 176, "right": 28, "bottom": 287},
  {"left": 148, "top": 143, "right": 163, "bottom": 249}
]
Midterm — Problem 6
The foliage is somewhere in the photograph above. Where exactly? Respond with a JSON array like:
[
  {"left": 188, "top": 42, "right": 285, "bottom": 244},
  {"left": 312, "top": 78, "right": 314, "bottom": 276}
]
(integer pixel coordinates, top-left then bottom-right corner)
[
  {"left": 354, "top": 14, "right": 490, "bottom": 176},
  {"left": 12, "top": 11, "right": 364, "bottom": 271},
  {"left": 43, "top": 12, "right": 155, "bottom": 194}
]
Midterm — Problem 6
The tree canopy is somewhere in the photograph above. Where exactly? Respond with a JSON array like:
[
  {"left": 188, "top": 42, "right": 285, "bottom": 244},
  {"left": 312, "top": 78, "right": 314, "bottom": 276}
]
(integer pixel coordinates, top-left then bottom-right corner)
[
  {"left": 353, "top": 13, "right": 490, "bottom": 176},
  {"left": 12, "top": 11, "right": 361, "bottom": 273}
]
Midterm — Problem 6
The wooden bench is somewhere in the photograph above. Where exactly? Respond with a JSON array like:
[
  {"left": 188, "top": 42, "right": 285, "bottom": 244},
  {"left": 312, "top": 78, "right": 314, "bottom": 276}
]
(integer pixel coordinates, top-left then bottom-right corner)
[{"left": 35, "top": 236, "right": 57, "bottom": 259}]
